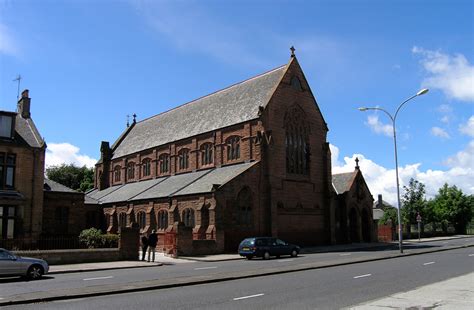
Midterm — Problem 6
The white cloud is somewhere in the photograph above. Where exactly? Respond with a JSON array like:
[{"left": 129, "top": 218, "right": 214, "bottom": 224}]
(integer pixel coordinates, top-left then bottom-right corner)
[
  {"left": 0, "top": 23, "right": 18, "bottom": 56},
  {"left": 45, "top": 143, "right": 97, "bottom": 169},
  {"left": 430, "top": 127, "right": 450, "bottom": 139},
  {"left": 437, "top": 104, "right": 452, "bottom": 113},
  {"left": 459, "top": 116, "right": 474, "bottom": 137},
  {"left": 412, "top": 47, "right": 474, "bottom": 102},
  {"left": 365, "top": 115, "right": 392, "bottom": 137},
  {"left": 332, "top": 143, "right": 474, "bottom": 206}
]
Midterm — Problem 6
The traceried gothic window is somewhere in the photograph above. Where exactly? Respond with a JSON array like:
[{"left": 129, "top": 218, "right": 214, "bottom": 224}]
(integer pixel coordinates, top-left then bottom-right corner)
[
  {"left": 157, "top": 210, "right": 168, "bottom": 229},
  {"left": 201, "top": 143, "right": 213, "bottom": 166},
  {"left": 236, "top": 187, "right": 252, "bottom": 228},
  {"left": 159, "top": 154, "right": 170, "bottom": 174},
  {"left": 178, "top": 149, "right": 190, "bottom": 170},
  {"left": 137, "top": 211, "right": 146, "bottom": 230},
  {"left": 126, "top": 162, "right": 136, "bottom": 180},
  {"left": 118, "top": 212, "right": 127, "bottom": 230},
  {"left": 142, "top": 159, "right": 151, "bottom": 177},
  {"left": 285, "top": 105, "right": 310, "bottom": 175},
  {"left": 182, "top": 208, "right": 195, "bottom": 228},
  {"left": 113, "top": 166, "right": 121, "bottom": 182},
  {"left": 226, "top": 136, "right": 240, "bottom": 161}
]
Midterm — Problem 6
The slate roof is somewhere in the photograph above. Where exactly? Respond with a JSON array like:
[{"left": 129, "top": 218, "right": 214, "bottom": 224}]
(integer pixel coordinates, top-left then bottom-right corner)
[
  {"left": 111, "top": 65, "right": 287, "bottom": 159},
  {"left": 44, "top": 178, "right": 79, "bottom": 193},
  {"left": 85, "top": 162, "right": 256, "bottom": 204},
  {"left": 15, "top": 114, "right": 44, "bottom": 148},
  {"left": 332, "top": 171, "right": 356, "bottom": 194}
]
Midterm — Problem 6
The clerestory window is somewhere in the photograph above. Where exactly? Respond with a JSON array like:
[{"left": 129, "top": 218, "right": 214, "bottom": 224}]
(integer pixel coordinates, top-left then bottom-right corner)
[{"left": 226, "top": 136, "right": 240, "bottom": 161}]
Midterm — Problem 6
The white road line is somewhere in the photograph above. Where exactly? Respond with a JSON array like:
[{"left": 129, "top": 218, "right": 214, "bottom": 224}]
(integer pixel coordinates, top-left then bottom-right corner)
[
  {"left": 194, "top": 266, "right": 218, "bottom": 270},
  {"left": 233, "top": 293, "right": 265, "bottom": 301},
  {"left": 277, "top": 259, "right": 294, "bottom": 262},
  {"left": 353, "top": 273, "right": 372, "bottom": 279},
  {"left": 423, "top": 262, "right": 435, "bottom": 266},
  {"left": 468, "top": 254, "right": 474, "bottom": 257},
  {"left": 83, "top": 276, "right": 114, "bottom": 281},
  {"left": 339, "top": 253, "right": 352, "bottom": 256},
  {"left": 0, "top": 298, "right": 4, "bottom": 300}
]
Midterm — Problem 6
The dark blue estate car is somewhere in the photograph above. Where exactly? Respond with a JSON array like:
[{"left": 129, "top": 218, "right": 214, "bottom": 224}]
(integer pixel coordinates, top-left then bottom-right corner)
[{"left": 238, "top": 237, "right": 300, "bottom": 260}]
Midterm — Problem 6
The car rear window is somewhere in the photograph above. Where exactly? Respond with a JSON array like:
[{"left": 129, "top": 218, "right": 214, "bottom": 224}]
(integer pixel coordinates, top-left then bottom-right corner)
[{"left": 240, "top": 238, "right": 255, "bottom": 246}]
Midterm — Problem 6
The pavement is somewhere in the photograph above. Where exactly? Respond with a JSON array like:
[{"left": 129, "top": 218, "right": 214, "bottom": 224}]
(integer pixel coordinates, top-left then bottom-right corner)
[
  {"left": 2, "top": 235, "right": 473, "bottom": 308},
  {"left": 350, "top": 272, "right": 474, "bottom": 310}
]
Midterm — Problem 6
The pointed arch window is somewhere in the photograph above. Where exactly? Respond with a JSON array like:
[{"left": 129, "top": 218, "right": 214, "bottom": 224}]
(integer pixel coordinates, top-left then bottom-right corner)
[
  {"left": 137, "top": 211, "right": 146, "bottom": 230},
  {"left": 159, "top": 154, "right": 170, "bottom": 174},
  {"left": 113, "top": 166, "right": 121, "bottom": 182},
  {"left": 142, "top": 158, "right": 151, "bottom": 177},
  {"left": 157, "top": 210, "right": 168, "bottom": 229},
  {"left": 236, "top": 187, "right": 252, "bottom": 228},
  {"left": 178, "top": 149, "right": 189, "bottom": 170},
  {"left": 182, "top": 208, "right": 195, "bottom": 228},
  {"left": 285, "top": 105, "right": 309, "bottom": 175},
  {"left": 201, "top": 143, "right": 213, "bottom": 166},
  {"left": 291, "top": 76, "right": 303, "bottom": 91},
  {"left": 118, "top": 212, "right": 127, "bottom": 230},
  {"left": 126, "top": 162, "right": 136, "bottom": 180},
  {"left": 226, "top": 136, "right": 240, "bottom": 161}
]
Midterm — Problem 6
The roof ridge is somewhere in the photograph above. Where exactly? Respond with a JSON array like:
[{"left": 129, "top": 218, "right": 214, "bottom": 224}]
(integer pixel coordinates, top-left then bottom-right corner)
[{"left": 136, "top": 64, "right": 287, "bottom": 124}]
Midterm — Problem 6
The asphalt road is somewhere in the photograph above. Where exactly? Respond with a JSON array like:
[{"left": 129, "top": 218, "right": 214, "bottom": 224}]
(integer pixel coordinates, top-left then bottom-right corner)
[
  {"left": 5, "top": 247, "right": 473, "bottom": 309},
  {"left": 0, "top": 238, "right": 471, "bottom": 300}
]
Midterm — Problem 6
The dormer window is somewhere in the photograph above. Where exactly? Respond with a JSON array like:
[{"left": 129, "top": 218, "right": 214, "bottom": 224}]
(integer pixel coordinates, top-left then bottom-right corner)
[{"left": 0, "top": 114, "right": 14, "bottom": 139}]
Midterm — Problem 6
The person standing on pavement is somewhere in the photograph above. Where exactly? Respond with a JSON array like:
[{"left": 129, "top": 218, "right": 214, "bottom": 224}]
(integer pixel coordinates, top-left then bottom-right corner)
[
  {"left": 140, "top": 234, "right": 149, "bottom": 261},
  {"left": 147, "top": 229, "right": 158, "bottom": 262}
]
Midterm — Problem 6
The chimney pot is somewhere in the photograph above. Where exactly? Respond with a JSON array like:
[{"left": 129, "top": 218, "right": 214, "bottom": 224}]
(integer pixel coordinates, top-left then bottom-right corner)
[
  {"left": 17, "top": 89, "right": 31, "bottom": 119},
  {"left": 21, "top": 89, "right": 29, "bottom": 98}
]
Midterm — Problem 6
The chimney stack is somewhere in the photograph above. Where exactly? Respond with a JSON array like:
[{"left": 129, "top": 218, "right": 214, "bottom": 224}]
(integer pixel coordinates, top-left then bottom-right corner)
[
  {"left": 17, "top": 89, "right": 31, "bottom": 119},
  {"left": 378, "top": 194, "right": 383, "bottom": 208}
]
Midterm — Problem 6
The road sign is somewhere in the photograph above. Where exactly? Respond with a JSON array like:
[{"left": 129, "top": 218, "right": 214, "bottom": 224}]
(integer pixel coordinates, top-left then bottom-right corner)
[{"left": 416, "top": 214, "right": 422, "bottom": 222}]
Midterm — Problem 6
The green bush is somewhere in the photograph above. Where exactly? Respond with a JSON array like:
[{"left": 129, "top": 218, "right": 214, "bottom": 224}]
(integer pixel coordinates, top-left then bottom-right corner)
[
  {"left": 102, "top": 233, "right": 119, "bottom": 248},
  {"left": 79, "top": 228, "right": 118, "bottom": 248}
]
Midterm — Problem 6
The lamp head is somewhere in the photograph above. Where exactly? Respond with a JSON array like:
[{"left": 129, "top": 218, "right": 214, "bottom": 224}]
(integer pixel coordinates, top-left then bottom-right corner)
[
  {"left": 358, "top": 107, "right": 369, "bottom": 112},
  {"left": 416, "top": 88, "right": 429, "bottom": 96}
]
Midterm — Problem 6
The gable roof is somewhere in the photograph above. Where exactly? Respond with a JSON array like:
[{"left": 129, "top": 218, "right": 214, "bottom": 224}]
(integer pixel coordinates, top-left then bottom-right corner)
[
  {"left": 9, "top": 113, "right": 44, "bottom": 148},
  {"left": 44, "top": 178, "right": 79, "bottom": 193},
  {"left": 332, "top": 171, "right": 356, "bottom": 194},
  {"left": 86, "top": 161, "right": 256, "bottom": 204},
  {"left": 111, "top": 65, "right": 288, "bottom": 159}
]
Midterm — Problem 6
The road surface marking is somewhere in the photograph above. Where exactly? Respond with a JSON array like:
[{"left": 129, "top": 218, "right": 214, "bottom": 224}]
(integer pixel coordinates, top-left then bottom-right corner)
[
  {"left": 277, "top": 259, "right": 294, "bottom": 262},
  {"left": 194, "top": 266, "right": 218, "bottom": 270},
  {"left": 83, "top": 276, "right": 114, "bottom": 281},
  {"left": 233, "top": 293, "right": 264, "bottom": 301},
  {"left": 0, "top": 298, "right": 4, "bottom": 300},
  {"left": 353, "top": 273, "right": 372, "bottom": 279},
  {"left": 423, "top": 262, "right": 435, "bottom": 265},
  {"left": 340, "top": 253, "right": 352, "bottom": 256},
  {"left": 468, "top": 254, "right": 474, "bottom": 257}
]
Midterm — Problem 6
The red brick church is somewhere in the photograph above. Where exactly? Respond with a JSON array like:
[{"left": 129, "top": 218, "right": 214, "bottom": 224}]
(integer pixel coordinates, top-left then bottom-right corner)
[{"left": 88, "top": 52, "right": 375, "bottom": 255}]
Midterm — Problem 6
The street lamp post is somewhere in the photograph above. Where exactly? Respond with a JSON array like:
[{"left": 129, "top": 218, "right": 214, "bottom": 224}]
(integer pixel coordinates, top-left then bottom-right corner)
[{"left": 359, "top": 88, "right": 429, "bottom": 254}]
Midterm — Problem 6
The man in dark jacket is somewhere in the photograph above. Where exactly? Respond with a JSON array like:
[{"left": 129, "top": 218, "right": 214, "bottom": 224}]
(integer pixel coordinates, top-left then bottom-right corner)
[
  {"left": 147, "top": 230, "right": 158, "bottom": 262},
  {"left": 140, "top": 235, "right": 148, "bottom": 261}
]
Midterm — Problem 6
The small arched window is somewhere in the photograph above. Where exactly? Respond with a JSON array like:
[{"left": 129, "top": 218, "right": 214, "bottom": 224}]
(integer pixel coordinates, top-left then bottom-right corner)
[
  {"left": 142, "top": 159, "right": 151, "bottom": 177},
  {"left": 127, "top": 162, "right": 136, "bottom": 180},
  {"left": 157, "top": 210, "right": 168, "bottom": 229},
  {"left": 118, "top": 212, "right": 127, "bottom": 230},
  {"left": 137, "top": 211, "right": 146, "bottom": 230},
  {"left": 114, "top": 166, "right": 121, "bottom": 182},
  {"left": 182, "top": 208, "right": 195, "bottom": 228},
  {"left": 159, "top": 154, "right": 170, "bottom": 174},
  {"left": 291, "top": 76, "right": 303, "bottom": 91},
  {"left": 178, "top": 149, "right": 190, "bottom": 170},
  {"left": 201, "top": 143, "right": 213, "bottom": 166},
  {"left": 226, "top": 136, "right": 240, "bottom": 161},
  {"left": 236, "top": 187, "right": 252, "bottom": 228}
]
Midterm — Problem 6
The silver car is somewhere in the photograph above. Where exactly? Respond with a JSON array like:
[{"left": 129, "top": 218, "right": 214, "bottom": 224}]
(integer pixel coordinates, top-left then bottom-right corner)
[{"left": 0, "top": 248, "right": 49, "bottom": 280}]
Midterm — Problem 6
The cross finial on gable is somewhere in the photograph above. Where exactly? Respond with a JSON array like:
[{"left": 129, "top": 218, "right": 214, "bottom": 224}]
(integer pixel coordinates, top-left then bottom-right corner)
[
  {"left": 290, "top": 46, "right": 295, "bottom": 57},
  {"left": 355, "top": 157, "right": 360, "bottom": 169}
]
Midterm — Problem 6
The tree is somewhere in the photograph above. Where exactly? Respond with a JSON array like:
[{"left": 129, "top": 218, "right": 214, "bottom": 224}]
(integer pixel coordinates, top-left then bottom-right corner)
[
  {"left": 430, "top": 184, "right": 473, "bottom": 234},
  {"left": 46, "top": 164, "right": 94, "bottom": 192},
  {"left": 401, "top": 178, "right": 426, "bottom": 237}
]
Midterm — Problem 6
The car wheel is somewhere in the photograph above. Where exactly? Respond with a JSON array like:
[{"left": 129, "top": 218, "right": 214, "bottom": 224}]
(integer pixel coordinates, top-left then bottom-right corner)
[
  {"left": 291, "top": 249, "right": 298, "bottom": 257},
  {"left": 27, "top": 265, "right": 44, "bottom": 280},
  {"left": 263, "top": 251, "right": 270, "bottom": 260},
  {"left": 246, "top": 255, "right": 253, "bottom": 260}
]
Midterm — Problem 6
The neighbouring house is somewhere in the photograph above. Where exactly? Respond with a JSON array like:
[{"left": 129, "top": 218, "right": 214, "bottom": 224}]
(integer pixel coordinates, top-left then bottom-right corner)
[
  {"left": 0, "top": 90, "right": 102, "bottom": 244},
  {"left": 373, "top": 194, "right": 396, "bottom": 242},
  {"left": 88, "top": 52, "right": 375, "bottom": 255}
]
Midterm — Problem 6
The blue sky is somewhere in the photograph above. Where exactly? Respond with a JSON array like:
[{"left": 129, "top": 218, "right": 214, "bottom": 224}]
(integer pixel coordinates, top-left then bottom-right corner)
[{"left": 1, "top": 0, "right": 473, "bottom": 204}]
